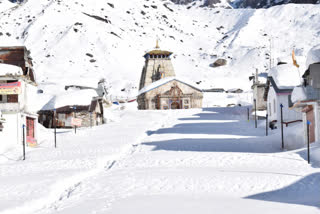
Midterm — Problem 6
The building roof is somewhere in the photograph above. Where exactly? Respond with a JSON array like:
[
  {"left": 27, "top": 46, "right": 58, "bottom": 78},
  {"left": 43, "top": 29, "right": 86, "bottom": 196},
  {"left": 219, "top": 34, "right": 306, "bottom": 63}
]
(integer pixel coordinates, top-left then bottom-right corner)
[
  {"left": 138, "top": 77, "right": 202, "bottom": 96},
  {"left": 0, "top": 63, "right": 23, "bottom": 76},
  {"left": 306, "top": 44, "right": 320, "bottom": 69},
  {"left": 143, "top": 41, "right": 173, "bottom": 58},
  {"left": 143, "top": 50, "right": 173, "bottom": 58},
  {"left": 268, "top": 64, "right": 301, "bottom": 90},
  {"left": 41, "top": 89, "right": 98, "bottom": 110}
]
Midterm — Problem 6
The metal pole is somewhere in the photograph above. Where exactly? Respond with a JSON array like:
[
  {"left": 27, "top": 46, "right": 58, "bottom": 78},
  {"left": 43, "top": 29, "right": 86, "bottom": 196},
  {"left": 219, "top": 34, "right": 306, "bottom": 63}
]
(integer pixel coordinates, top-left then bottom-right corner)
[
  {"left": 254, "top": 99, "right": 257, "bottom": 128},
  {"left": 280, "top": 104, "right": 284, "bottom": 149},
  {"left": 22, "top": 124, "right": 26, "bottom": 160},
  {"left": 247, "top": 108, "right": 249, "bottom": 121},
  {"left": 266, "top": 113, "right": 268, "bottom": 136},
  {"left": 307, "top": 120, "right": 310, "bottom": 164}
]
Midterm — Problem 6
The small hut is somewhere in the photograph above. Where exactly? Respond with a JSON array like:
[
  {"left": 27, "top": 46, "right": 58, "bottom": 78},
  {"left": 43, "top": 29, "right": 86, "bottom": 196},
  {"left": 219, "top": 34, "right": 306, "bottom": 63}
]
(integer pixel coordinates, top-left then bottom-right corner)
[{"left": 38, "top": 89, "right": 104, "bottom": 128}]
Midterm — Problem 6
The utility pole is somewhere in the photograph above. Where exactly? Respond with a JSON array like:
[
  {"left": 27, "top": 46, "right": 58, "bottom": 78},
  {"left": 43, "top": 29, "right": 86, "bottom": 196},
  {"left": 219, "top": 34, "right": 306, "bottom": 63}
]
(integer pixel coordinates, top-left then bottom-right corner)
[{"left": 280, "top": 104, "right": 284, "bottom": 149}]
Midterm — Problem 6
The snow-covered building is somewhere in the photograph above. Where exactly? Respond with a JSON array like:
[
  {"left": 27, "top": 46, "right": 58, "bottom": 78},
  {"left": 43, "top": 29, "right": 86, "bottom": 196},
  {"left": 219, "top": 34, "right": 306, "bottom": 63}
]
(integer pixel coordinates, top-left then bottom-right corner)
[
  {"left": 138, "top": 77, "right": 203, "bottom": 110},
  {"left": 38, "top": 89, "right": 104, "bottom": 128},
  {"left": 249, "top": 70, "right": 267, "bottom": 111},
  {"left": 0, "top": 63, "right": 38, "bottom": 147},
  {"left": 291, "top": 45, "right": 320, "bottom": 144},
  {"left": 264, "top": 63, "right": 302, "bottom": 128}
]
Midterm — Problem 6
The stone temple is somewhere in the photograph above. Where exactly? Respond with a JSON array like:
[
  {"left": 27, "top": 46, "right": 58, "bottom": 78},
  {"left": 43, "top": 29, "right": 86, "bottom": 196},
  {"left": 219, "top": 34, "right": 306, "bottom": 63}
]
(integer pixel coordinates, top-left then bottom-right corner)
[{"left": 137, "top": 42, "right": 203, "bottom": 110}]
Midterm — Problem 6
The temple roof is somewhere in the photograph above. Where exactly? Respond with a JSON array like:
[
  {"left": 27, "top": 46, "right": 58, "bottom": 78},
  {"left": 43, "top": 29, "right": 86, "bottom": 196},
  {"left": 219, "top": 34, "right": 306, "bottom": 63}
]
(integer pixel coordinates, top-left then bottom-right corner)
[{"left": 143, "top": 40, "right": 173, "bottom": 57}]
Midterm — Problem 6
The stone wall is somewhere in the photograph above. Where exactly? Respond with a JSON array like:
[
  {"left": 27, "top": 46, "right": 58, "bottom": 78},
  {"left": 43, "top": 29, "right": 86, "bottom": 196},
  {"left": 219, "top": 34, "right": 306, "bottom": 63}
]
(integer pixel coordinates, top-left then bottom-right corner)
[{"left": 139, "top": 58, "right": 175, "bottom": 90}]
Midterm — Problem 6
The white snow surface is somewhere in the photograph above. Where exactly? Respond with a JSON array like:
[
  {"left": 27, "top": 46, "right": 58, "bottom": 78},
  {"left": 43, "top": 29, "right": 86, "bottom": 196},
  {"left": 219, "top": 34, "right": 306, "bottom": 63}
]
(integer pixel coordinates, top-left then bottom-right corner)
[
  {"left": 1, "top": 106, "right": 319, "bottom": 214},
  {"left": 138, "top": 76, "right": 201, "bottom": 96},
  {"left": 291, "top": 86, "right": 308, "bottom": 103},
  {"left": 0, "top": 63, "right": 23, "bottom": 76},
  {"left": 268, "top": 64, "right": 301, "bottom": 89},
  {"left": 41, "top": 89, "right": 98, "bottom": 110},
  {"left": 306, "top": 44, "right": 320, "bottom": 69}
]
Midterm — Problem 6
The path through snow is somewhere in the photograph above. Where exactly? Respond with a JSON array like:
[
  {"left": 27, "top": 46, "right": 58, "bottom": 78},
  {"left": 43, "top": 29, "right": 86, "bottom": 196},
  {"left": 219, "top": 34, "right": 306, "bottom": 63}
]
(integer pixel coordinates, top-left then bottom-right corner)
[{"left": 20, "top": 107, "right": 320, "bottom": 214}]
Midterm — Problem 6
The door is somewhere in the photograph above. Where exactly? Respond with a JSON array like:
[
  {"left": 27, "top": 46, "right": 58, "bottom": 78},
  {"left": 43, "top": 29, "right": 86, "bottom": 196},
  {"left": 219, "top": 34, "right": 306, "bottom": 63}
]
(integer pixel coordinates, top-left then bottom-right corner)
[
  {"left": 306, "top": 108, "right": 315, "bottom": 143},
  {"left": 26, "top": 117, "right": 37, "bottom": 146},
  {"left": 171, "top": 101, "right": 180, "bottom": 109}
]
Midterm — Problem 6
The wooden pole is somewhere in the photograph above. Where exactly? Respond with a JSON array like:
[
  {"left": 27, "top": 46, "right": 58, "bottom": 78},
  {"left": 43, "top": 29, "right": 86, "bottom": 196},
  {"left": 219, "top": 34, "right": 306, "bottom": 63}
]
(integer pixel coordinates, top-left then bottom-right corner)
[{"left": 280, "top": 104, "right": 284, "bottom": 149}]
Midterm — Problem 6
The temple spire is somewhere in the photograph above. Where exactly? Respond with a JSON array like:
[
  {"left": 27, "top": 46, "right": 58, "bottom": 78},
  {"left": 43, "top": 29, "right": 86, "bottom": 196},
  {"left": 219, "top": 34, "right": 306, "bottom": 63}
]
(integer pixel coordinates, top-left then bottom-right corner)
[{"left": 155, "top": 40, "right": 160, "bottom": 49}]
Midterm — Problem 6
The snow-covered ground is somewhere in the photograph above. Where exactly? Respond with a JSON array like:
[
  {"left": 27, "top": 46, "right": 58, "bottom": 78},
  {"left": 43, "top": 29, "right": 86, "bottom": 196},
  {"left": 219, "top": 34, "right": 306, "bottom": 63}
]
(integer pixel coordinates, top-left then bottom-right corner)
[{"left": 1, "top": 106, "right": 320, "bottom": 213}]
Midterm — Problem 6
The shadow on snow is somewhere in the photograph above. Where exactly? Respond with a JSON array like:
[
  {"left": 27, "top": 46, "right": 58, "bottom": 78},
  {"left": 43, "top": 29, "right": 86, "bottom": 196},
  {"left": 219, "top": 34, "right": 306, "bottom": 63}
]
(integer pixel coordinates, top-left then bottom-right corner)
[{"left": 245, "top": 172, "right": 320, "bottom": 208}]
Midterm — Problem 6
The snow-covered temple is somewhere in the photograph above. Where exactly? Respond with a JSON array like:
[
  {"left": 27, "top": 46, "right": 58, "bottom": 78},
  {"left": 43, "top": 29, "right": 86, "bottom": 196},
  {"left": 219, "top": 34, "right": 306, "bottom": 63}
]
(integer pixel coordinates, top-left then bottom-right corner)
[{"left": 137, "top": 42, "right": 203, "bottom": 110}]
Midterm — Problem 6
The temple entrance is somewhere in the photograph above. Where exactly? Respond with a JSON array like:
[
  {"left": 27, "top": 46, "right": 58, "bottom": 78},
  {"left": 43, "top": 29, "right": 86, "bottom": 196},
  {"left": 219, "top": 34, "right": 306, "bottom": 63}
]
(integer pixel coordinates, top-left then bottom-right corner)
[{"left": 171, "top": 101, "right": 180, "bottom": 109}]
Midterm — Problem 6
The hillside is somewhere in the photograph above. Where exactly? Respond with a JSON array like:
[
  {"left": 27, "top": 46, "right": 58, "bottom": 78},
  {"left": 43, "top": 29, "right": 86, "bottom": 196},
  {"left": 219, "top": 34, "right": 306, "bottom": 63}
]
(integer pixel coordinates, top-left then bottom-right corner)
[{"left": 0, "top": 0, "right": 320, "bottom": 101}]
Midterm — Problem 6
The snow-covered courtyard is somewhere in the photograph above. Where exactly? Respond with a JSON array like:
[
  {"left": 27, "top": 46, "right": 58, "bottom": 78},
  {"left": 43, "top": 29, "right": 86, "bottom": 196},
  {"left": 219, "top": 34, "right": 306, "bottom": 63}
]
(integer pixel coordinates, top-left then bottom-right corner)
[{"left": 1, "top": 106, "right": 320, "bottom": 214}]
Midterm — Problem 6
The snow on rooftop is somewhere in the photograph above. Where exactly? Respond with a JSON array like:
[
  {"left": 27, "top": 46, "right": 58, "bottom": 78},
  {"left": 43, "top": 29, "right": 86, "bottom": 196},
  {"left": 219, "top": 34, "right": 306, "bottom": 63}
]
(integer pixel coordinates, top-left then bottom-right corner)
[
  {"left": 306, "top": 44, "right": 320, "bottom": 69},
  {"left": 268, "top": 64, "right": 301, "bottom": 89},
  {"left": 138, "top": 77, "right": 202, "bottom": 96},
  {"left": 291, "top": 86, "right": 307, "bottom": 103},
  {"left": 0, "top": 64, "right": 23, "bottom": 76},
  {"left": 42, "top": 89, "right": 98, "bottom": 110}
]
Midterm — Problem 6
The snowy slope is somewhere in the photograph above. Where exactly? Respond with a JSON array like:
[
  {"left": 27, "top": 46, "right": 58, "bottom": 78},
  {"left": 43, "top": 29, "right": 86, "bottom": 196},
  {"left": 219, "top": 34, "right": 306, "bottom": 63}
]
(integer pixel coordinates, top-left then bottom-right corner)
[{"left": 0, "top": 0, "right": 320, "bottom": 104}]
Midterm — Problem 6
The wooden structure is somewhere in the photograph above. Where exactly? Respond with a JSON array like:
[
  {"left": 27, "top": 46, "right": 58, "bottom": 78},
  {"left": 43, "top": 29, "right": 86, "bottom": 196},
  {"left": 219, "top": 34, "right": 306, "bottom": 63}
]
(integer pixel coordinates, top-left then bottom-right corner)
[
  {"left": 38, "top": 97, "right": 104, "bottom": 129},
  {"left": 138, "top": 78, "right": 203, "bottom": 110}
]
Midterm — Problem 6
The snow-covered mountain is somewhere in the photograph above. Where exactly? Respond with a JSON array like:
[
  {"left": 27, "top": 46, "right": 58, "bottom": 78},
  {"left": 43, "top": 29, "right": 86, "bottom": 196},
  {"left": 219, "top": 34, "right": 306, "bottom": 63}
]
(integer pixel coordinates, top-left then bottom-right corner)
[
  {"left": 171, "top": 0, "right": 319, "bottom": 8},
  {"left": 0, "top": 0, "right": 320, "bottom": 101}
]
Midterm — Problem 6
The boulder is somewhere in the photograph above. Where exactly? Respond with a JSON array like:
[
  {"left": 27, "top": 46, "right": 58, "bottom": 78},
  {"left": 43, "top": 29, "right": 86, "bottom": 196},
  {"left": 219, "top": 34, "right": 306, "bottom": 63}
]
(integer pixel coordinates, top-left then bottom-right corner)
[{"left": 211, "top": 58, "right": 227, "bottom": 67}]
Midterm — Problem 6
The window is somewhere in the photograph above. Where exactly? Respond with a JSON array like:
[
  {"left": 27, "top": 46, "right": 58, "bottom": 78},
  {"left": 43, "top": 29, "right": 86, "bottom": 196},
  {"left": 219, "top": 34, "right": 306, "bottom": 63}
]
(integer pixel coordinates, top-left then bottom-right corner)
[
  {"left": 273, "top": 99, "right": 276, "bottom": 114},
  {"left": 7, "top": 95, "right": 18, "bottom": 103},
  {"left": 0, "top": 95, "right": 2, "bottom": 101}
]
